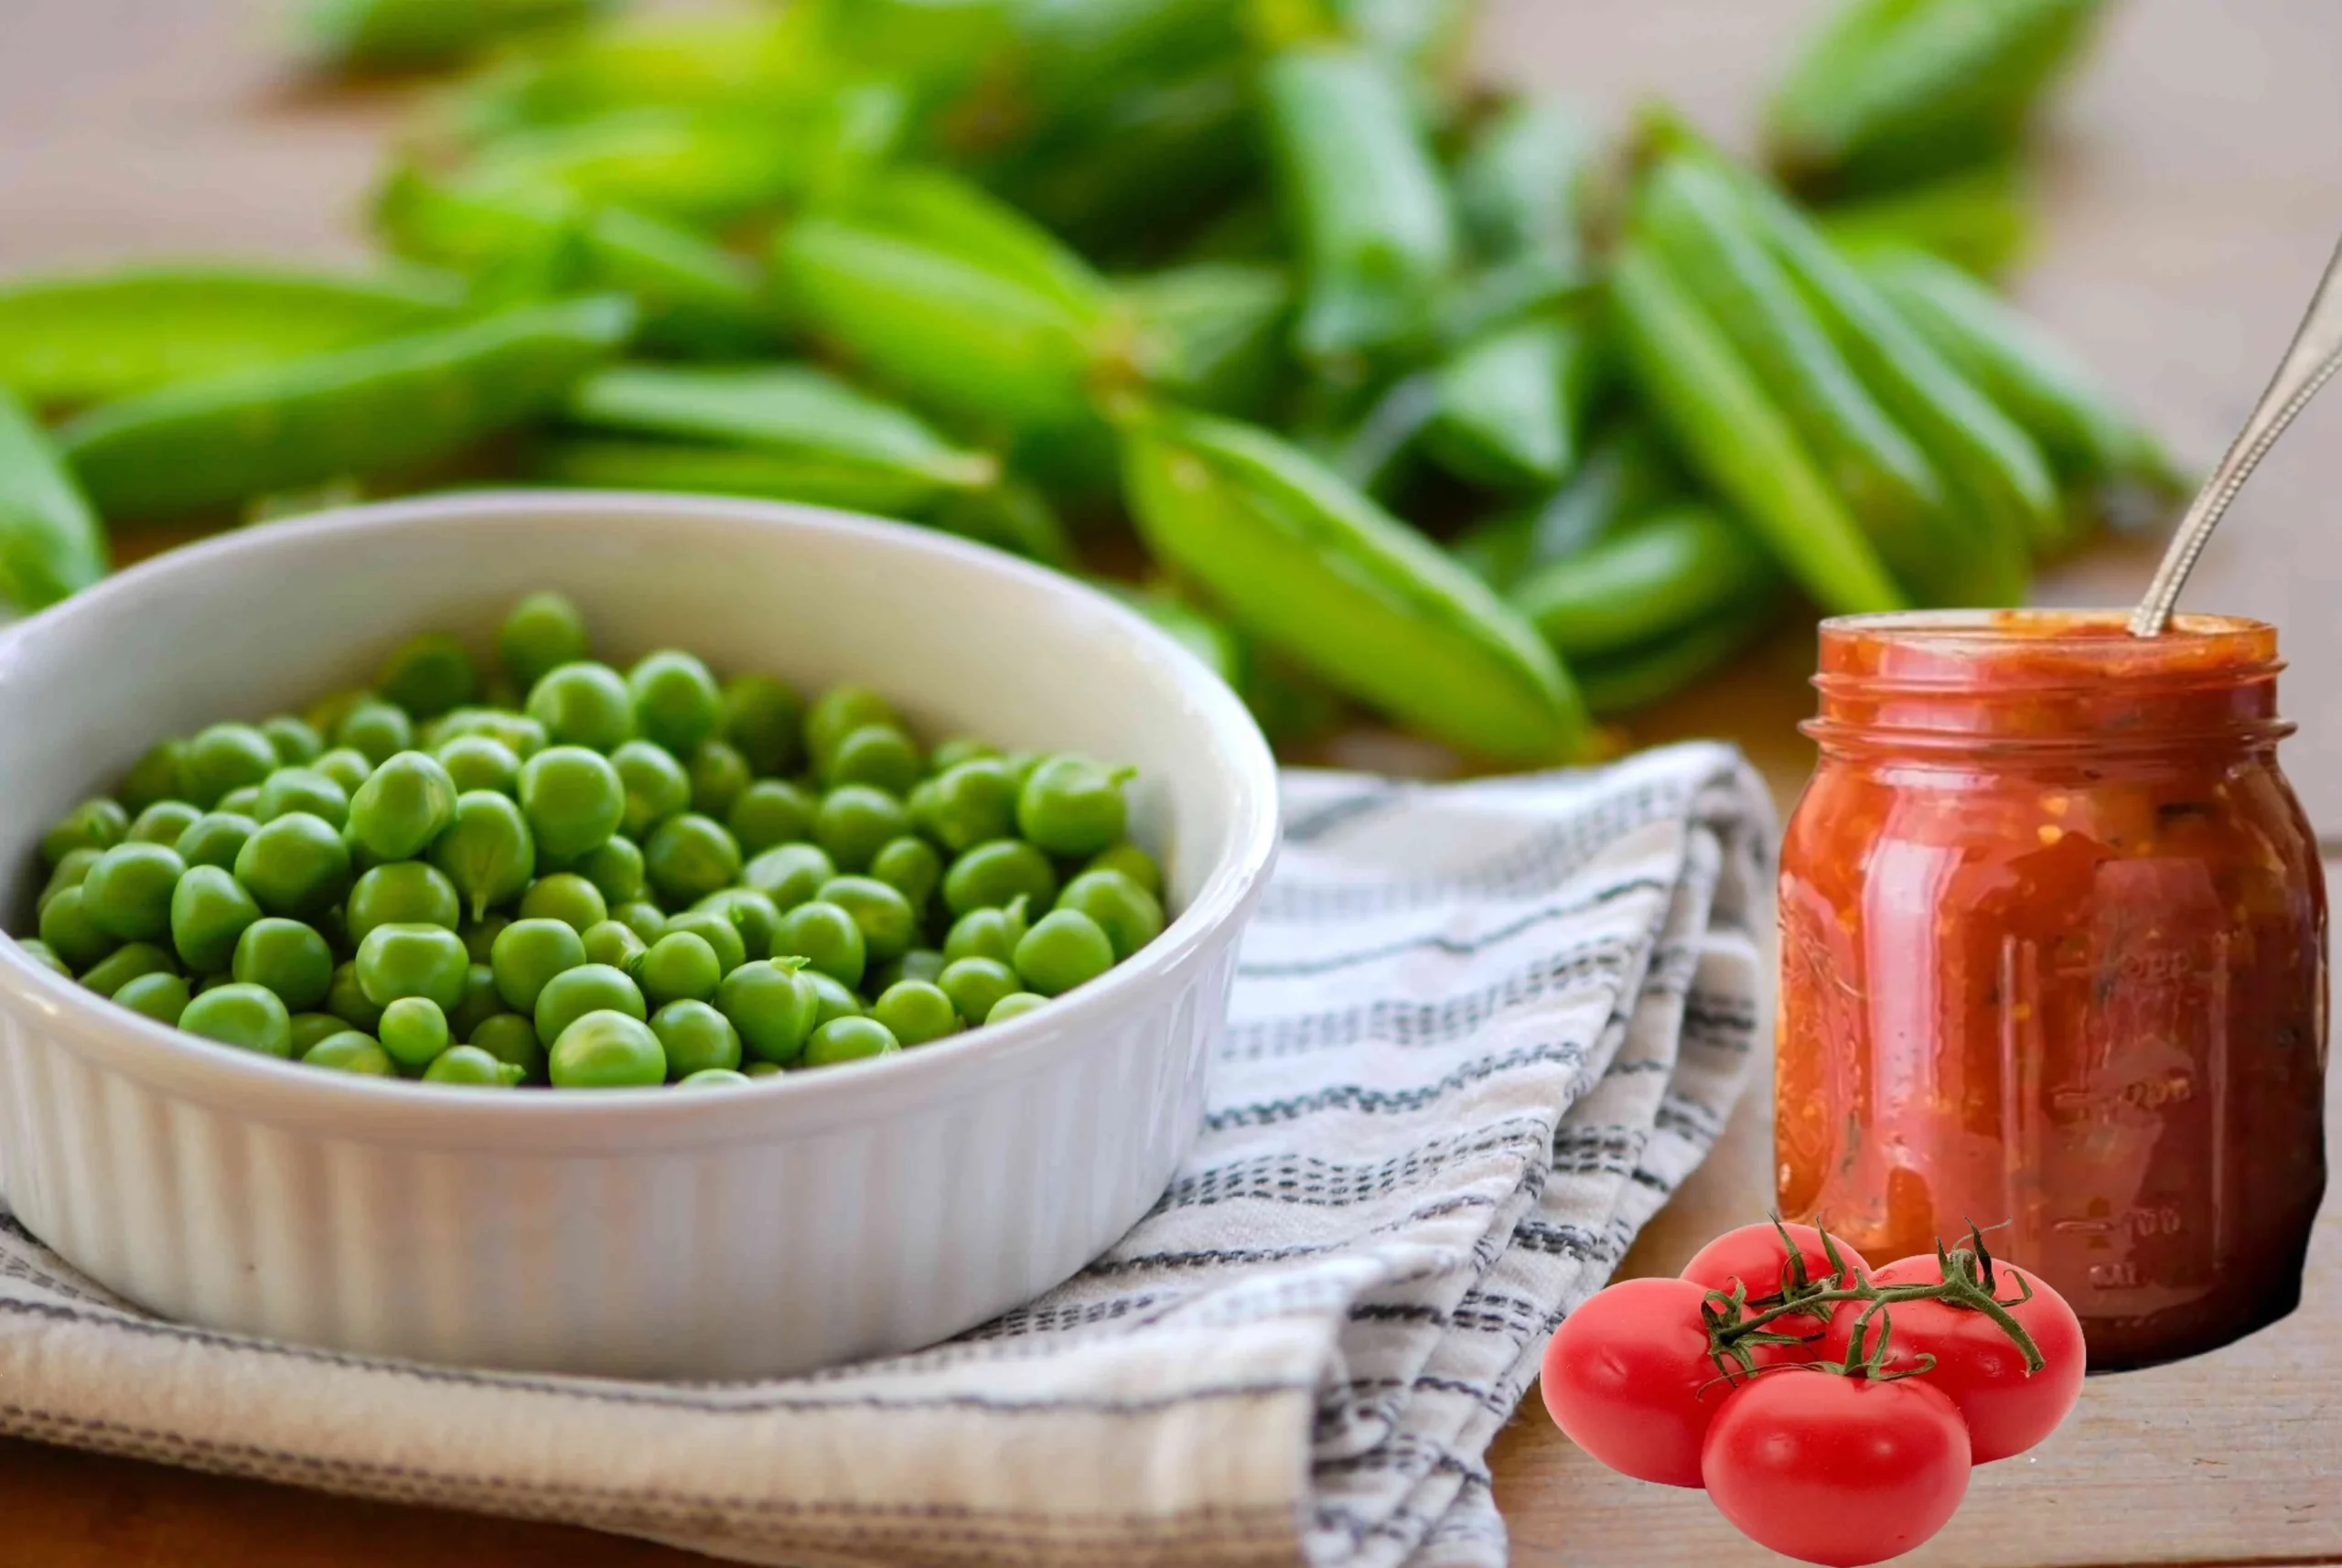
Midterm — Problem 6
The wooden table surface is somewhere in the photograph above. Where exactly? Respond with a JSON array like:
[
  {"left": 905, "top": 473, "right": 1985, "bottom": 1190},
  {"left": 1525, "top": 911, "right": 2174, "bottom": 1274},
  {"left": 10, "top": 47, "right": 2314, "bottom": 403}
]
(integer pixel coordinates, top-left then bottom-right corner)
[{"left": 7, "top": 1, "right": 2342, "bottom": 1563}]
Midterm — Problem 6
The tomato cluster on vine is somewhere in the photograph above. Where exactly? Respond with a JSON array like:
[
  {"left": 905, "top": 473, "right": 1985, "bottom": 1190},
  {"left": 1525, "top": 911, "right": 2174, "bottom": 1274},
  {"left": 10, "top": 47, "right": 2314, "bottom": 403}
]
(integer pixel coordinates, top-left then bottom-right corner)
[{"left": 1539, "top": 1219, "right": 2087, "bottom": 1567}]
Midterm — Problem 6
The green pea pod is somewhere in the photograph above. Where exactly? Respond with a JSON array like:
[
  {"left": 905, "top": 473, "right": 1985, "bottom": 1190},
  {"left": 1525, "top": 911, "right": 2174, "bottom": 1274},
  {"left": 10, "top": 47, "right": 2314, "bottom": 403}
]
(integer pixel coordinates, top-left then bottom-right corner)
[
  {"left": 1454, "top": 92, "right": 1593, "bottom": 277},
  {"left": 1813, "top": 161, "right": 2033, "bottom": 283},
  {"left": 1421, "top": 314, "right": 1601, "bottom": 492},
  {"left": 446, "top": 8, "right": 831, "bottom": 132},
  {"left": 374, "top": 167, "right": 780, "bottom": 357},
  {"left": 819, "top": 169, "right": 1114, "bottom": 328},
  {"left": 1119, "top": 403, "right": 1586, "bottom": 762},
  {"left": 0, "top": 389, "right": 107, "bottom": 611},
  {"left": 1608, "top": 242, "right": 1906, "bottom": 616},
  {"left": 994, "top": 0, "right": 1246, "bottom": 128},
  {"left": 1447, "top": 422, "right": 1681, "bottom": 590},
  {"left": 1574, "top": 590, "right": 1787, "bottom": 719},
  {"left": 300, "top": 0, "right": 604, "bottom": 70},
  {"left": 1262, "top": 42, "right": 1458, "bottom": 365},
  {"left": 0, "top": 264, "right": 466, "bottom": 413},
  {"left": 1088, "top": 579, "right": 1249, "bottom": 686},
  {"left": 1325, "top": 371, "right": 1441, "bottom": 497},
  {"left": 1509, "top": 503, "right": 1778, "bottom": 661},
  {"left": 811, "top": 0, "right": 1016, "bottom": 84},
  {"left": 1123, "top": 262, "right": 1293, "bottom": 420},
  {"left": 1726, "top": 161, "right": 2064, "bottom": 559},
  {"left": 1855, "top": 244, "right": 2188, "bottom": 503},
  {"left": 61, "top": 295, "right": 635, "bottom": 523},
  {"left": 459, "top": 109, "right": 814, "bottom": 228},
  {"left": 1766, "top": 0, "right": 2111, "bottom": 193},
  {"left": 1632, "top": 155, "right": 1973, "bottom": 602},
  {"left": 532, "top": 439, "right": 958, "bottom": 519}
]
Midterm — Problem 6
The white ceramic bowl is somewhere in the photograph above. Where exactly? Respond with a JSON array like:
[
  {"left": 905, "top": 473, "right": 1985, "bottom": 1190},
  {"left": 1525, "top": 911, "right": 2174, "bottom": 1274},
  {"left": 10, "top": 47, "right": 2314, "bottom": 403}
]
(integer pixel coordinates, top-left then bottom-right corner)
[{"left": 0, "top": 492, "right": 1278, "bottom": 1379}]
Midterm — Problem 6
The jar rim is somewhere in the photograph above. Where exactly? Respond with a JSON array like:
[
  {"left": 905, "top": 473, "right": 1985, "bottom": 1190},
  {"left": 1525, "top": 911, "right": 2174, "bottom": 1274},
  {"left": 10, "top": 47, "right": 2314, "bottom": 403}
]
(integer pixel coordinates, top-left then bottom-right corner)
[{"left": 1817, "top": 608, "right": 2280, "bottom": 691}]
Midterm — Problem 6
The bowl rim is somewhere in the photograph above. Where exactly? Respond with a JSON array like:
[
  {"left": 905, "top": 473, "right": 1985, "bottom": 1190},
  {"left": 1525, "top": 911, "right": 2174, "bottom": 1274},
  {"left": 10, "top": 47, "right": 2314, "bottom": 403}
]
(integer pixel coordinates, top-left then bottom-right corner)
[{"left": 0, "top": 489, "right": 1281, "bottom": 1144}]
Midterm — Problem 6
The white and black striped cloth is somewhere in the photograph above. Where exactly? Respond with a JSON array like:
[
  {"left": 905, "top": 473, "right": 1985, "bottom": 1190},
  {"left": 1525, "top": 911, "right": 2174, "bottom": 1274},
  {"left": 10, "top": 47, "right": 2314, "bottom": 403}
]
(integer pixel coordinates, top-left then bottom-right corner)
[{"left": 0, "top": 743, "right": 1772, "bottom": 1567}]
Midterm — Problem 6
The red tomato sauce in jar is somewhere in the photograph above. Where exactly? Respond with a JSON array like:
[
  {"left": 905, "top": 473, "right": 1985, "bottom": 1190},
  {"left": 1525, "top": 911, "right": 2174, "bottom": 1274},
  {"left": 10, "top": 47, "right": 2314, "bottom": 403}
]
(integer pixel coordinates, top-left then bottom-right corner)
[{"left": 1777, "top": 610, "right": 2326, "bottom": 1370}]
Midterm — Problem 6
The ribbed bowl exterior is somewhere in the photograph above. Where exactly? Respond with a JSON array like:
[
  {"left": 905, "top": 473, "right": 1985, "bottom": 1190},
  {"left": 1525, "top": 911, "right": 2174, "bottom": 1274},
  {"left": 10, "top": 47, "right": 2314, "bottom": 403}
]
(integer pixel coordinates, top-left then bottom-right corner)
[{"left": 0, "top": 495, "right": 1277, "bottom": 1379}]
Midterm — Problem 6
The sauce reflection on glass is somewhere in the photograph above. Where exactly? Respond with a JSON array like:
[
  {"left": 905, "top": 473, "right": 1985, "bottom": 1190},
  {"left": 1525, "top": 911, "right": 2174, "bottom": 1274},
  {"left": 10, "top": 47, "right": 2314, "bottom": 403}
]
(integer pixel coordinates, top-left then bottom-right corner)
[{"left": 1777, "top": 610, "right": 2326, "bottom": 1371}]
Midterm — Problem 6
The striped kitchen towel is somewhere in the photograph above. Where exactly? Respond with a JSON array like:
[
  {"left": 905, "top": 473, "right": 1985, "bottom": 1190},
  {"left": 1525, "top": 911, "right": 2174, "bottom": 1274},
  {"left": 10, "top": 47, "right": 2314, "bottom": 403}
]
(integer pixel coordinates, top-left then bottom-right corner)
[{"left": 0, "top": 741, "right": 1772, "bottom": 1568}]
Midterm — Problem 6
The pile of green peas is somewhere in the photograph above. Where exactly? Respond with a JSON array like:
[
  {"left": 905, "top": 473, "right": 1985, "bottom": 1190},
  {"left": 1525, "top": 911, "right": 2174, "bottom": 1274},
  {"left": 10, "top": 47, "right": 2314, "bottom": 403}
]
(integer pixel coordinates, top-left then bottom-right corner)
[{"left": 16, "top": 591, "right": 1166, "bottom": 1090}]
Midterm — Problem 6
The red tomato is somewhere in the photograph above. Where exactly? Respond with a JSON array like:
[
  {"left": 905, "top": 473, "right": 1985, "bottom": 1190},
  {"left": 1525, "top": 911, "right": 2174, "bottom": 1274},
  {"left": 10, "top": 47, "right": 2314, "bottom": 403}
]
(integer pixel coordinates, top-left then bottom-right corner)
[
  {"left": 1826, "top": 1254, "right": 2087, "bottom": 1463},
  {"left": 1682, "top": 1221, "right": 1872, "bottom": 1300},
  {"left": 1703, "top": 1371, "right": 1971, "bottom": 1566},
  {"left": 1541, "top": 1276, "right": 1744, "bottom": 1487}
]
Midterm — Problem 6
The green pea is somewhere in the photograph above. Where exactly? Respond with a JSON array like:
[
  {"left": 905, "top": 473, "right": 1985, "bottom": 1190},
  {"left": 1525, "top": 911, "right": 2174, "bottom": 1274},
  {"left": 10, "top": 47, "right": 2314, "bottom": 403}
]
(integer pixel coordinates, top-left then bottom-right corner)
[
  {"left": 609, "top": 739, "right": 690, "bottom": 837},
  {"left": 686, "top": 738, "right": 752, "bottom": 820},
  {"left": 424, "top": 1042, "right": 526, "bottom": 1087},
  {"left": 718, "top": 673, "right": 801, "bottom": 777},
  {"left": 335, "top": 697, "right": 414, "bottom": 766},
  {"left": 43, "top": 798, "right": 131, "bottom": 870},
  {"left": 941, "top": 897, "right": 1029, "bottom": 967},
  {"left": 37, "top": 847, "right": 100, "bottom": 918},
  {"left": 650, "top": 998, "right": 740, "bottom": 1078},
  {"left": 943, "top": 839, "right": 1057, "bottom": 918},
  {"left": 469, "top": 1012, "right": 543, "bottom": 1080},
  {"left": 645, "top": 811, "right": 741, "bottom": 905},
  {"left": 81, "top": 841, "right": 185, "bottom": 942},
  {"left": 1016, "top": 755, "right": 1132, "bottom": 857},
  {"left": 126, "top": 800, "right": 202, "bottom": 847},
  {"left": 490, "top": 917, "right": 587, "bottom": 1014},
  {"left": 217, "top": 785, "right": 262, "bottom": 817},
  {"left": 581, "top": 917, "right": 647, "bottom": 972},
  {"left": 938, "top": 956, "right": 1019, "bottom": 1025},
  {"left": 254, "top": 767, "right": 350, "bottom": 830},
  {"left": 259, "top": 714, "right": 325, "bottom": 768},
  {"left": 1085, "top": 842, "right": 1164, "bottom": 898},
  {"left": 308, "top": 686, "right": 366, "bottom": 737},
  {"left": 499, "top": 591, "right": 589, "bottom": 695},
  {"left": 436, "top": 734, "right": 521, "bottom": 795},
  {"left": 525, "top": 661, "right": 634, "bottom": 751},
  {"left": 678, "top": 1067, "right": 752, "bottom": 1088},
  {"left": 233, "top": 811, "right": 351, "bottom": 919},
  {"left": 548, "top": 1009, "right": 665, "bottom": 1088},
  {"left": 114, "top": 970, "right": 192, "bottom": 1026},
  {"left": 743, "top": 1061, "right": 784, "bottom": 1079},
  {"left": 346, "top": 861, "right": 461, "bottom": 944},
  {"left": 726, "top": 779, "right": 816, "bottom": 855},
  {"left": 518, "top": 871, "right": 609, "bottom": 932},
  {"left": 986, "top": 992, "right": 1050, "bottom": 1024},
  {"left": 914, "top": 758, "right": 1016, "bottom": 854},
  {"left": 119, "top": 741, "right": 188, "bottom": 812},
  {"left": 772, "top": 899, "right": 865, "bottom": 987},
  {"left": 872, "top": 948, "right": 947, "bottom": 994},
  {"left": 446, "top": 961, "right": 508, "bottom": 1041},
  {"left": 742, "top": 841, "right": 834, "bottom": 909},
  {"left": 928, "top": 736, "right": 997, "bottom": 772},
  {"left": 863, "top": 839, "right": 939, "bottom": 915},
  {"left": 288, "top": 1010, "right": 349, "bottom": 1056},
  {"left": 181, "top": 725, "right": 276, "bottom": 809},
  {"left": 813, "top": 784, "right": 908, "bottom": 872},
  {"left": 172, "top": 811, "right": 255, "bottom": 873},
  {"left": 804, "top": 1015, "right": 899, "bottom": 1066},
  {"left": 313, "top": 747, "right": 374, "bottom": 796},
  {"left": 427, "top": 708, "right": 546, "bottom": 758},
  {"left": 660, "top": 908, "right": 746, "bottom": 975},
  {"left": 804, "top": 684, "right": 897, "bottom": 768},
  {"left": 346, "top": 751, "right": 457, "bottom": 863},
  {"left": 815, "top": 875, "right": 916, "bottom": 965},
  {"left": 356, "top": 921, "right": 470, "bottom": 1009},
  {"left": 628, "top": 649, "right": 721, "bottom": 756},
  {"left": 533, "top": 961, "right": 646, "bottom": 1045},
  {"left": 613, "top": 900, "right": 667, "bottom": 943},
  {"left": 572, "top": 833, "right": 647, "bottom": 906},
  {"left": 714, "top": 957, "right": 821, "bottom": 1066},
  {"left": 1056, "top": 869, "right": 1165, "bottom": 961},
  {"left": 231, "top": 918, "right": 334, "bottom": 1010},
  {"left": 637, "top": 930, "right": 720, "bottom": 1006},
  {"left": 326, "top": 959, "right": 385, "bottom": 1031},
  {"left": 17, "top": 938, "right": 70, "bottom": 978},
  {"left": 379, "top": 994, "right": 451, "bottom": 1072},
  {"left": 805, "top": 970, "right": 863, "bottom": 1027},
  {"left": 430, "top": 789, "right": 536, "bottom": 919},
  {"left": 1002, "top": 750, "right": 1046, "bottom": 787},
  {"left": 520, "top": 745, "right": 624, "bottom": 860},
  {"left": 822, "top": 724, "right": 920, "bottom": 796},
  {"left": 1013, "top": 908, "right": 1115, "bottom": 996},
  {"left": 166, "top": 865, "right": 256, "bottom": 973},
  {"left": 304, "top": 1031, "right": 394, "bottom": 1075},
  {"left": 376, "top": 631, "right": 478, "bottom": 720},
  {"left": 873, "top": 980, "right": 962, "bottom": 1046},
  {"left": 180, "top": 982, "right": 293, "bottom": 1057},
  {"left": 461, "top": 912, "right": 511, "bottom": 964},
  {"left": 79, "top": 940, "right": 177, "bottom": 997},
  {"left": 693, "top": 886, "right": 780, "bottom": 961},
  {"left": 40, "top": 884, "right": 118, "bottom": 972}
]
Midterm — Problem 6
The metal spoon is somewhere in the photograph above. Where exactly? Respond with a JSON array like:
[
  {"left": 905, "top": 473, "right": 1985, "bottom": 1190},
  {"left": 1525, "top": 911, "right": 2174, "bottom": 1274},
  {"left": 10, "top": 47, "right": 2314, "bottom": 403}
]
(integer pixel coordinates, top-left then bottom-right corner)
[{"left": 2129, "top": 232, "right": 2342, "bottom": 637}]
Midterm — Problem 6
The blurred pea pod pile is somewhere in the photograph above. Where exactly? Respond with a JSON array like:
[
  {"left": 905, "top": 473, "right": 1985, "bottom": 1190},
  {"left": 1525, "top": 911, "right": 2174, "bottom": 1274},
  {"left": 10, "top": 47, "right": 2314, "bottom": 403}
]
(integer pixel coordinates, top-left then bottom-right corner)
[{"left": 0, "top": 0, "right": 2186, "bottom": 766}]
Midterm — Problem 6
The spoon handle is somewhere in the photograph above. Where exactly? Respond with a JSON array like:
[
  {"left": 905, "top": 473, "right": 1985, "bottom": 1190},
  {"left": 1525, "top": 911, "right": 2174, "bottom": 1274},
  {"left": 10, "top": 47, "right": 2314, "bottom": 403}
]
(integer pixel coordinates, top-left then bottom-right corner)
[{"left": 2130, "top": 232, "right": 2342, "bottom": 638}]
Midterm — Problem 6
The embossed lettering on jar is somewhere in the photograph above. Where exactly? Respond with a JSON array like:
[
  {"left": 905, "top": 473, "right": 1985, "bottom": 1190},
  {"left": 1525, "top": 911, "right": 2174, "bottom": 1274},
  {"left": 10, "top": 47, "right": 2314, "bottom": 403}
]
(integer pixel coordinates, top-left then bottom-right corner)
[{"left": 1777, "top": 611, "right": 2326, "bottom": 1371}]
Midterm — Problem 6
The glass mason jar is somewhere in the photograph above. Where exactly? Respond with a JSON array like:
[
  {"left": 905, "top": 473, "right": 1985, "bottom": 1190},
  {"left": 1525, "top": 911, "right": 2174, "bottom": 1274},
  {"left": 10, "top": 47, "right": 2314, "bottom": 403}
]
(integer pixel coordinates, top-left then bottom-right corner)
[{"left": 1777, "top": 610, "right": 2327, "bottom": 1371}]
